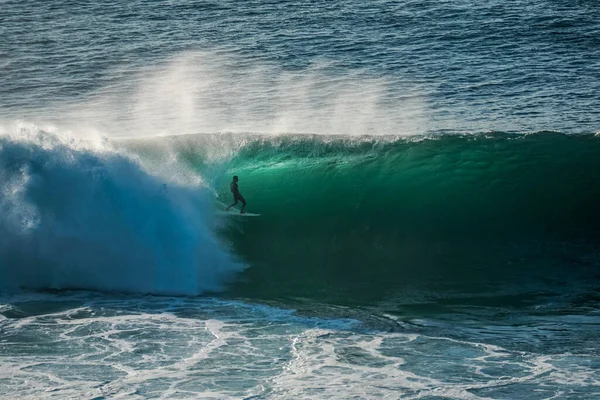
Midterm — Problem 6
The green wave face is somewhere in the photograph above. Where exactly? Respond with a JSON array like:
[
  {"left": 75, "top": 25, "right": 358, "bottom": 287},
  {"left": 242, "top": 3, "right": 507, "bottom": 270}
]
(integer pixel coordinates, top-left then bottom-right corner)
[
  {"left": 128, "top": 133, "right": 600, "bottom": 305},
  {"left": 216, "top": 133, "right": 600, "bottom": 304}
]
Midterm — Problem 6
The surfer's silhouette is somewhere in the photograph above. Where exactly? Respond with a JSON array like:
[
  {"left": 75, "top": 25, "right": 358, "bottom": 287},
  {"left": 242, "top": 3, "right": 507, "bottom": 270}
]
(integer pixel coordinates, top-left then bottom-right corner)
[{"left": 226, "top": 175, "right": 246, "bottom": 214}]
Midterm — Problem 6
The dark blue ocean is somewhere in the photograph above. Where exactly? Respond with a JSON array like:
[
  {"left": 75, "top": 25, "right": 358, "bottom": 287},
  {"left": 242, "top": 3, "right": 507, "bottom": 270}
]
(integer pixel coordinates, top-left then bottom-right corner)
[{"left": 1, "top": 1, "right": 600, "bottom": 398}]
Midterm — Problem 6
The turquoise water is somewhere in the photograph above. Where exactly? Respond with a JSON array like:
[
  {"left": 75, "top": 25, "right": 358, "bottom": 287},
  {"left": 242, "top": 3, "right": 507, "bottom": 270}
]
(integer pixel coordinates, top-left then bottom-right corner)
[{"left": 1, "top": 0, "right": 600, "bottom": 398}]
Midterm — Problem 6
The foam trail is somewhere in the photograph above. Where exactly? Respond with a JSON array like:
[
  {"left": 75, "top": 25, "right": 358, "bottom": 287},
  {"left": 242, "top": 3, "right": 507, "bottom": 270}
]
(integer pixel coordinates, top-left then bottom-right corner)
[{"left": 0, "top": 122, "right": 243, "bottom": 294}]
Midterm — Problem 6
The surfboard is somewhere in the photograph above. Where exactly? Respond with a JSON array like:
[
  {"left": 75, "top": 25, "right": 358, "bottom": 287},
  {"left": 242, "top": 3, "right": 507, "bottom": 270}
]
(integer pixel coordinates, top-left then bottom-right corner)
[
  {"left": 216, "top": 210, "right": 260, "bottom": 217},
  {"left": 215, "top": 200, "right": 260, "bottom": 217}
]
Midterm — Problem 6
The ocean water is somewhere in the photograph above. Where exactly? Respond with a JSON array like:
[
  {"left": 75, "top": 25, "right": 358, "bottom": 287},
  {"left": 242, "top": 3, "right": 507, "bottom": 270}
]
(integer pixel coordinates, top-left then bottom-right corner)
[{"left": 1, "top": 0, "right": 600, "bottom": 399}]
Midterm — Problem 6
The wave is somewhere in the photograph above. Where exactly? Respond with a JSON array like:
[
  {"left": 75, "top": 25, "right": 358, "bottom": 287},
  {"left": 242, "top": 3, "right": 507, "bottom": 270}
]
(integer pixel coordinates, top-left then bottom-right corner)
[
  {"left": 150, "top": 131, "right": 600, "bottom": 302},
  {"left": 0, "top": 123, "right": 243, "bottom": 294},
  {"left": 2, "top": 126, "right": 599, "bottom": 301}
]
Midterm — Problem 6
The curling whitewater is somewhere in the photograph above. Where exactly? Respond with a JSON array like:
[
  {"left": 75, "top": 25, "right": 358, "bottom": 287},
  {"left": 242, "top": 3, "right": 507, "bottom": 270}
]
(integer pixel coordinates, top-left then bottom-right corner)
[{"left": 0, "top": 125, "right": 243, "bottom": 294}]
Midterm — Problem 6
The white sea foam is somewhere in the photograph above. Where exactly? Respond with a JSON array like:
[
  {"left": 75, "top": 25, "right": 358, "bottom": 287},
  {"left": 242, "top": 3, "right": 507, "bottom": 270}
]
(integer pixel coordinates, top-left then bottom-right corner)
[{"left": 1, "top": 292, "right": 598, "bottom": 399}]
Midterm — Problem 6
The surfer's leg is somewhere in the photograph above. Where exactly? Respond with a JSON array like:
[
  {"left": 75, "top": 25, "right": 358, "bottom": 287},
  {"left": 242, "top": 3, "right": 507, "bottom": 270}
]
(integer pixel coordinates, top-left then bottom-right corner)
[
  {"left": 239, "top": 196, "right": 246, "bottom": 214},
  {"left": 226, "top": 198, "right": 238, "bottom": 211}
]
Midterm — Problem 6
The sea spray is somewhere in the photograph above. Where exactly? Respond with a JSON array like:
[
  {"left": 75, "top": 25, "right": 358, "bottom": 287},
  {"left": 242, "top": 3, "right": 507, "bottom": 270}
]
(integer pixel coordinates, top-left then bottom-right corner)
[{"left": 37, "top": 51, "right": 430, "bottom": 138}]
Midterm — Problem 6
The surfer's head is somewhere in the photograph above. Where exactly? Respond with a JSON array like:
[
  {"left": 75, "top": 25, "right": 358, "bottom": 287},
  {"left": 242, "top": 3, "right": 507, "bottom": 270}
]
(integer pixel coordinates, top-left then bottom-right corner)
[{"left": 233, "top": 175, "right": 238, "bottom": 182}]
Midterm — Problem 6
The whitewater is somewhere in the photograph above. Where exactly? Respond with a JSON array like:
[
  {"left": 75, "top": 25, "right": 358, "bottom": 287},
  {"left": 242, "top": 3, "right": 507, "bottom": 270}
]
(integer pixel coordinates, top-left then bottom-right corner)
[{"left": 2, "top": 0, "right": 600, "bottom": 398}]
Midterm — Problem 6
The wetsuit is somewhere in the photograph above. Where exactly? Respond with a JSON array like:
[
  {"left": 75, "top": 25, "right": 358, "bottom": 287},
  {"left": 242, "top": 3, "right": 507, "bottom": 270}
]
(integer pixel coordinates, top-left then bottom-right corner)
[{"left": 230, "top": 181, "right": 246, "bottom": 206}]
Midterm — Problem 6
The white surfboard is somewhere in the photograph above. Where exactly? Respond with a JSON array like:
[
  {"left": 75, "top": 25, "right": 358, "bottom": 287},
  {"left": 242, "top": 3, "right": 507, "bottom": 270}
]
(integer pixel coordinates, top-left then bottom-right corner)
[
  {"left": 215, "top": 200, "right": 260, "bottom": 217},
  {"left": 216, "top": 210, "right": 260, "bottom": 217}
]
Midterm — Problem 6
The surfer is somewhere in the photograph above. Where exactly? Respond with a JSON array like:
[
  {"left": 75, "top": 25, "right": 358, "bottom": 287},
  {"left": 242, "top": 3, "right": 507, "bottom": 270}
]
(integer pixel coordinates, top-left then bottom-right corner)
[{"left": 226, "top": 175, "right": 246, "bottom": 214}]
